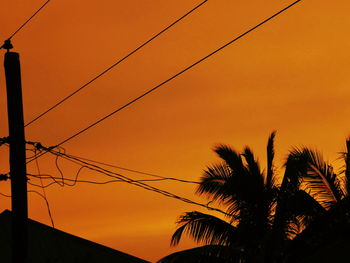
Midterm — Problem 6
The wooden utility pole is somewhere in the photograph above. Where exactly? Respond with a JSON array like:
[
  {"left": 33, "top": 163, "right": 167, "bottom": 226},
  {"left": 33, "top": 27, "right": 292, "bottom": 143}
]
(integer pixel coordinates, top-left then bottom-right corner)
[{"left": 3, "top": 40, "right": 28, "bottom": 263}]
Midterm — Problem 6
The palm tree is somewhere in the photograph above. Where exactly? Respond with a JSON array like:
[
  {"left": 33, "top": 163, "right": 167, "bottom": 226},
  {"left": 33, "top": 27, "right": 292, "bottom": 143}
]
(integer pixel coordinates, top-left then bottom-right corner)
[
  {"left": 158, "top": 132, "right": 323, "bottom": 263},
  {"left": 284, "top": 138, "right": 350, "bottom": 262}
]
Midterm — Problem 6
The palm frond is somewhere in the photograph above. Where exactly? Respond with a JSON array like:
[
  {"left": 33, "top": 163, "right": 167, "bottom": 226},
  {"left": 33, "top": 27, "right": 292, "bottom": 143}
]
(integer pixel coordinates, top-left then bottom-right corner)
[
  {"left": 300, "top": 148, "right": 343, "bottom": 205},
  {"left": 343, "top": 138, "right": 350, "bottom": 195},
  {"left": 213, "top": 144, "right": 246, "bottom": 176},
  {"left": 286, "top": 216, "right": 303, "bottom": 238},
  {"left": 272, "top": 148, "right": 310, "bottom": 241},
  {"left": 288, "top": 190, "right": 325, "bottom": 217},
  {"left": 281, "top": 147, "right": 308, "bottom": 193},
  {"left": 198, "top": 162, "right": 252, "bottom": 214},
  {"left": 285, "top": 190, "right": 326, "bottom": 231},
  {"left": 171, "top": 211, "right": 239, "bottom": 247},
  {"left": 266, "top": 131, "right": 277, "bottom": 189},
  {"left": 242, "top": 146, "right": 264, "bottom": 192},
  {"left": 197, "top": 163, "right": 233, "bottom": 202},
  {"left": 157, "top": 245, "right": 243, "bottom": 263},
  {"left": 225, "top": 200, "right": 242, "bottom": 222}
]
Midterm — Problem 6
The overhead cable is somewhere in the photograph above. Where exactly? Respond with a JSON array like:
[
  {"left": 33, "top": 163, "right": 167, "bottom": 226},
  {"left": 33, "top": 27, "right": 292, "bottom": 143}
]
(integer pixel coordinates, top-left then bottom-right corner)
[
  {"left": 2, "top": 0, "right": 51, "bottom": 44},
  {"left": 41, "top": 147, "right": 230, "bottom": 216},
  {"left": 25, "top": 0, "right": 208, "bottom": 126},
  {"left": 26, "top": 141, "right": 199, "bottom": 184},
  {"left": 33, "top": 149, "right": 55, "bottom": 227},
  {"left": 55, "top": 152, "right": 199, "bottom": 184},
  {"left": 28, "top": 174, "right": 171, "bottom": 187},
  {"left": 26, "top": 0, "right": 301, "bottom": 163},
  {"left": 52, "top": 0, "right": 302, "bottom": 147}
]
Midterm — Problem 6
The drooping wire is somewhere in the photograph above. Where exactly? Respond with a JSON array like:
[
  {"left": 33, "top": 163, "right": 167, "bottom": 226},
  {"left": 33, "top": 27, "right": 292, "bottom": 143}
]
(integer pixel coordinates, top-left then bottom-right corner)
[
  {"left": 36, "top": 146, "right": 230, "bottom": 216},
  {"left": 29, "top": 145, "right": 64, "bottom": 187},
  {"left": 54, "top": 147, "right": 65, "bottom": 186},
  {"left": 24, "top": 0, "right": 208, "bottom": 127},
  {"left": 3, "top": 0, "right": 52, "bottom": 42},
  {"left": 27, "top": 174, "right": 170, "bottom": 187},
  {"left": 0, "top": 190, "right": 54, "bottom": 206},
  {"left": 0, "top": 138, "right": 56, "bottom": 225},
  {"left": 26, "top": 0, "right": 301, "bottom": 159},
  {"left": 26, "top": 147, "right": 39, "bottom": 160},
  {"left": 28, "top": 190, "right": 56, "bottom": 226},
  {"left": 55, "top": 152, "right": 199, "bottom": 184},
  {"left": 26, "top": 141, "right": 199, "bottom": 184},
  {"left": 0, "top": 192, "right": 11, "bottom": 198},
  {"left": 28, "top": 179, "right": 56, "bottom": 189},
  {"left": 34, "top": 148, "right": 55, "bottom": 227}
]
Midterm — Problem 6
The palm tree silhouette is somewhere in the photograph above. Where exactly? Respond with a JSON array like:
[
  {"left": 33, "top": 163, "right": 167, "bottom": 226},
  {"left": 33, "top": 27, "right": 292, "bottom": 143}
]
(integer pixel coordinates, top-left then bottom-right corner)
[
  {"left": 283, "top": 138, "right": 350, "bottom": 262},
  {"left": 158, "top": 132, "right": 323, "bottom": 263}
]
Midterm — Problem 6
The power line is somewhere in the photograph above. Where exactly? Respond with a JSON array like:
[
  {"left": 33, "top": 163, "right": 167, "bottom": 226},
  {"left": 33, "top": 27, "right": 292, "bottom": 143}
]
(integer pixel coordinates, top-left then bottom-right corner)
[
  {"left": 0, "top": 190, "right": 52, "bottom": 204},
  {"left": 24, "top": 0, "right": 208, "bottom": 127},
  {"left": 0, "top": 189, "right": 54, "bottom": 226},
  {"left": 29, "top": 190, "right": 55, "bottom": 228},
  {"left": 27, "top": 0, "right": 301, "bottom": 164},
  {"left": 0, "top": 145, "right": 55, "bottom": 226},
  {"left": 33, "top": 149, "right": 55, "bottom": 227},
  {"left": 0, "top": 188, "right": 55, "bottom": 231},
  {"left": 40, "top": 147, "right": 229, "bottom": 215},
  {"left": 0, "top": 192, "right": 11, "bottom": 198},
  {"left": 56, "top": 152, "right": 200, "bottom": 184},
  {"left": 53, "top": 0, "right": 302, "bottom": 148},
  {"left": 28, "top": 174, "right": 171, "bottom": 187},
  {"left": 26, "top": 141, "right": 199, "bottom": 184},
  {"left": 2, "top": 0, "right": 52, "bottom": 43}
]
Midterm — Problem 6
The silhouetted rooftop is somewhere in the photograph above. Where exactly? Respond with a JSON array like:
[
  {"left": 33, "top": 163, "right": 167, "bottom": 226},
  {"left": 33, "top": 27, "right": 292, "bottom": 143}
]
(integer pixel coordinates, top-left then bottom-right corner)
[{"left": 0, "top": 210, "right": 149, "bottom": 263}]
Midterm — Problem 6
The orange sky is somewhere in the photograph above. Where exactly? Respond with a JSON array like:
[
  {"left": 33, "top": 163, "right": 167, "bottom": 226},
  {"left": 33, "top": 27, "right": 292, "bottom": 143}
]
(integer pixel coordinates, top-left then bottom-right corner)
[{"left": 1, "top": 0, "right": 350, "bottom": 262}]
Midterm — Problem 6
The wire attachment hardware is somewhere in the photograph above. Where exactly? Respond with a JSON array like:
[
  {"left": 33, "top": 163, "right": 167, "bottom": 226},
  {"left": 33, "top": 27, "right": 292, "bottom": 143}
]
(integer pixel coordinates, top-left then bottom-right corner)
[
  {"left": 1, "top": 39, "right": 13, "bottom": 52},
  {"left": 0, "top": 174, "right": 9, "bottom": 181},
  {"left": 26, "top": 141, "right": 57, "bottom": 152},
  {"left": 0, "top": 137, "right": 9, "bottom": 146}
]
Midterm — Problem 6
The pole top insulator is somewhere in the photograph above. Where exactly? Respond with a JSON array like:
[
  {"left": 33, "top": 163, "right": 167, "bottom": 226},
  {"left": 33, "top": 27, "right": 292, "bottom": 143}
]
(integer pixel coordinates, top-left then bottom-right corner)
[{"left": 2, "top": 39, "right": 13, "bottom": 52}]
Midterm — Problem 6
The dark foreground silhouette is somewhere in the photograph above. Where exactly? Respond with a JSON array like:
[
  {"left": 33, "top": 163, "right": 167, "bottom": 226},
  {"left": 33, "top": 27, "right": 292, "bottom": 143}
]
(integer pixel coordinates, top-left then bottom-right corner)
[
  {"left": 0, "top": 210, "right": 149, "bottom": 263},
  {"left": 158, "top": 133, "right": 350, "bottom": 263}
]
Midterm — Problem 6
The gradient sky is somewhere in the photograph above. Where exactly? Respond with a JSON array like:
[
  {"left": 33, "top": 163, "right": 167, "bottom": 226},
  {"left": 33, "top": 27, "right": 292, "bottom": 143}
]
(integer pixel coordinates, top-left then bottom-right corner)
[{"left": 0, "top": 0, "right": 350, "bottom": 262}]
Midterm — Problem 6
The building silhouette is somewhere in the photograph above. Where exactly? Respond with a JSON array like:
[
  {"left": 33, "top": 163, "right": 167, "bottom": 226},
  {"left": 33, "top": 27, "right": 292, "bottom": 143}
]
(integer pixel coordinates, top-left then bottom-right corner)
[{"left": 0, "top": 210, "right": 149, "bottom": 263}]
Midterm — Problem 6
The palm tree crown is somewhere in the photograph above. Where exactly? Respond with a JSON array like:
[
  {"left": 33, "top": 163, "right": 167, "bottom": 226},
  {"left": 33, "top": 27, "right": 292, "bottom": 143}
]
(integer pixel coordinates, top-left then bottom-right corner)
[{"left": 159, "top": 132, "right": 324, "bottom": 263}]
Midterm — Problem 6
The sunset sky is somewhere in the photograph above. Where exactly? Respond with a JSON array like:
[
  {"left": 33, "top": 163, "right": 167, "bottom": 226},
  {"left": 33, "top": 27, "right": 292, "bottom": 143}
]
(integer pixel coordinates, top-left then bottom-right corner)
[{"left": 0, "top": 0, "right": 350, "bottom": 261}]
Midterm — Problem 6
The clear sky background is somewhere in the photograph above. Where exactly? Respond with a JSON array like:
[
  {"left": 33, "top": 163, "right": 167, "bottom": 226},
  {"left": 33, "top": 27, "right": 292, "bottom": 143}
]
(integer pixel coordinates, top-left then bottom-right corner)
[{"left": 0, "top": 0, "right": 349, "bottom": 262}]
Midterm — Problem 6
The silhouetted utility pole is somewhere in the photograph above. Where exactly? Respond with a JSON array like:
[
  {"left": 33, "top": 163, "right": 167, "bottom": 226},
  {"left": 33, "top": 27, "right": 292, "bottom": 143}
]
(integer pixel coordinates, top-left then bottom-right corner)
[{"left": 3, "top": 39, "right": 28, "bottom": 263}]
